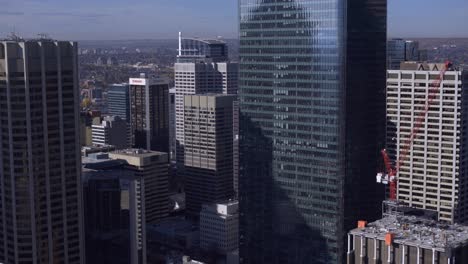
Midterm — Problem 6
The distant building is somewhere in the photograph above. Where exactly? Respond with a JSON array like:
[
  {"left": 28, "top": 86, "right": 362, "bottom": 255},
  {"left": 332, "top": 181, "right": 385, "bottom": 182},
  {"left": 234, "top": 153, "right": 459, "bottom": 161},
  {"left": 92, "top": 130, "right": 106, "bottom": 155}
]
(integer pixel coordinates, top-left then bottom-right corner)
[
  {"left": 0, "top": 39, "right": 84, "bottom": 263},
  {"left": 174, "top": 33, "right": 238, "bottom": 163},
  {"left": 387, "top": 39, "right": 427, "bottom": 69},
  {"left": 108, "top": 83, "right": 132, "bottom": 146},
  {"left": 129, "top": 75, "right": 170, "bottom": 153},
  {"left": 81, "top": 110, "right": 102, "bottom": 146},
  {"left": 92, "top": 115, "right": 129, "bottom": 149},
  {"left": 347, "top": 204, "right": 468, "bottom": 264},
  {"left": 82, "top": 153, "right": 146, "bottom": 264},
  {"left": 109, "top": 149, "right": 170, "bottom": 223},
  {"left": 91, "top": 87, "right": 103, "bottom": 100},
  {"left": 200, "top": 201, "right": 239, "bottom": 254},
  {"left": 107, "top": 57, "right": 118, "bottom": 66},
  {"left": 108, "top": 83, "right": 130, "bottom": 121},
  {"left": 183, "top": 94, "right": 236, "bottom": 216},
  {"left": 96, "top": 56, "right": 104, "bottom": 65},
  {"left": 386, "top": 62, "right": 468, "bottom": 223}
]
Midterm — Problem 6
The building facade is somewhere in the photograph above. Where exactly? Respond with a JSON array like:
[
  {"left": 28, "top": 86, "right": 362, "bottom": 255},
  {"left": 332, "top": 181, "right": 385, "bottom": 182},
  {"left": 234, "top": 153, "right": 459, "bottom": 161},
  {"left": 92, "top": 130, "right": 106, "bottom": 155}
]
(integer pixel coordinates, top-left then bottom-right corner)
[
  {"left": 109, "top": 149, "right": 170, "bottom": 224},
  {"left": 0, "top": 39, "right": 84, "bottom": 263},
  {"left": 174, "top": 35, "right": 238, "bottom": 164},
  {"left": 169, "top": 88, "right": 176, "bottom": 161},
  {"left": 108, "top": 83, "right": 130, "bottom": 121},
  {"left": 82, "top": 153, "right": 146, "bottom": 264},
  {"left": 387, "top": 62, "right": 468, "bottom": 223},
  {"left": 200, "top": 201, "right": 239, "bottom": 254},
  {"left": 129, "top": 76, "right": 170, "bottom": 153},
  {"left": 387, "top": 39, "right": 427, "bottom": 70},
  {"left": 238, "top": 0, "right": 387, "bottom": 263},
  {"left": 183, "top": 95, "right": 236, "bottom": 216},
  {"left": 91, "top": 115, "right": 129, "bottom": 149}
]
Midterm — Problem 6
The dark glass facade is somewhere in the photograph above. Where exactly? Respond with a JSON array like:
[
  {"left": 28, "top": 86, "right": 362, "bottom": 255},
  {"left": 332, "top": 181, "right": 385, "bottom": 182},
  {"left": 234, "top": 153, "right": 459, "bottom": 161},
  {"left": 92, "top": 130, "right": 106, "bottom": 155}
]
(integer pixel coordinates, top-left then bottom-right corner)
[
  {"left": 238, "top": 0, "right": 387, "bottom": 263},
  {"left": 178, "top": 38, "right": 228, "bottom": 62},
  {"left": 130, "top": 82, "right": 170, "bottom": 153}
]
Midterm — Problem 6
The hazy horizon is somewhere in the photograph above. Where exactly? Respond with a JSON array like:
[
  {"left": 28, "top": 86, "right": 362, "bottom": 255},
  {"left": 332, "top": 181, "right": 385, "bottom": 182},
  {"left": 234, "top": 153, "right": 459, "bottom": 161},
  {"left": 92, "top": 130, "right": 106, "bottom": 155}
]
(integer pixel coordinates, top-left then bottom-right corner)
[{"left": 1, "top": 0, "right": 468, "bottom": 40}]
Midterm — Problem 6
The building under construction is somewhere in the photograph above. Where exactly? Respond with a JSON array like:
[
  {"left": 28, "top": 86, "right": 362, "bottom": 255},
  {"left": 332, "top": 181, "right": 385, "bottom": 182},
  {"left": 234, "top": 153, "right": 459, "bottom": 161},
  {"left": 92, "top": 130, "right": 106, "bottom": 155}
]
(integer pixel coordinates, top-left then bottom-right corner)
[{"left": 347, "top": 202, "right": 468, "bottom": 264}]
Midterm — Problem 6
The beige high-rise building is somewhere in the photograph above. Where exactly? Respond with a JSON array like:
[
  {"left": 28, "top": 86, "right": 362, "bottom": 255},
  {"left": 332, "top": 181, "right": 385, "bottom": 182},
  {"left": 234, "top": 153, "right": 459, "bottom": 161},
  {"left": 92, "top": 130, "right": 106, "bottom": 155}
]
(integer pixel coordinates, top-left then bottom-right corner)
[
  {"left": 387, "top": 62, "right": 468, "bottom": 223},
  {"left": 0, "top": 39, "right": 84, "bottom": 263},
  {"left": 109, "top": 149, "right": 169, "bottom": 223},
  {"left": 183, "top": 94, "right": 236, "bottom": 215},
  {"left": 174, "top": 35, "right": 238, "bottom": 164}
]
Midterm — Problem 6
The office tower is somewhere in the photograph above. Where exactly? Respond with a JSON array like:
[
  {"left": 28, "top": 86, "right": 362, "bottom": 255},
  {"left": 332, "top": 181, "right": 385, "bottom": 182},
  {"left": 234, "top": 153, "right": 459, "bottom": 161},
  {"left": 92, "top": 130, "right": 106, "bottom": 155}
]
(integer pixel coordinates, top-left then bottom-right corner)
[
  {"left": 387, "top": 62, "right": 468, "bottom": 223},
  {"left": 238, "top": 1, "right": 387, "bottom": 263},
  {"left": 174, "top": 34, "right": 238, "bottom": 163},
  {"left": 109, "top": 149, "right": 169, "bottom": 224},
  {"left": 200, "top": 201, "right": 239, "bottom": 254},
  {"left": 405, "top": 40, "right": 420, "bottom": 62},
  {"left": 108, "top": 83, "right": 130, "bottom": 121},
  {"left": 0, "top": 40, "right": 84, "bottom": 263},
  {"left": 184, "top": 94, "right": 236, "bottom": 215},
  {"left": 91, "top": 115, "right": 129, "bottom": 149},
  {"left": 82, "top": 153, "right": 146, "bottom": 264},
  {"left": 387, "top": 39, "right": 425, "bottom": 70},
  {"left": 108, "top": 83, "right": 132, "bottom": 147},
  {"left": 91, "top": 87, "right": 103, "bottom": 100},
  {"left": 169, "top": 88, "right": 176, "bottom": 161},
  {"left": 129, "top": 75, "right": 170, "bottom": 153}
]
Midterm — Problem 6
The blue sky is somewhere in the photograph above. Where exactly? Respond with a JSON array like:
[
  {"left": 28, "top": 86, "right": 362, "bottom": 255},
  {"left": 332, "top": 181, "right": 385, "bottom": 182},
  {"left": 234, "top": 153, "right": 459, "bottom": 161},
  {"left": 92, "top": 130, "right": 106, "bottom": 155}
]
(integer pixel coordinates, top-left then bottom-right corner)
[{"left": 1, "top": 0, "right": 467, "bottom": 40}]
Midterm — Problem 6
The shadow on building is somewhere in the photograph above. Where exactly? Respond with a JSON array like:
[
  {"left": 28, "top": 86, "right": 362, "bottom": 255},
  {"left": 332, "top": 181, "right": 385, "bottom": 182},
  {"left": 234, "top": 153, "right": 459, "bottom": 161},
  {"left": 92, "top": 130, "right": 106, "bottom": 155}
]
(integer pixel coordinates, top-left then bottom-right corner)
[{"left": 239, "top": 114, "right": 330, "bottom": 264}]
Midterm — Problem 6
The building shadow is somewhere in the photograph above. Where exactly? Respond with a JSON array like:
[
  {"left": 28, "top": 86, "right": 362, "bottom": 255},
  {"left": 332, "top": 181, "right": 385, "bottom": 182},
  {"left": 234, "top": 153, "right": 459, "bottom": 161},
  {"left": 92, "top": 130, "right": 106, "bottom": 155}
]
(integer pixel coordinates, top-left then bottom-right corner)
[{"left": 239, "top": 114, "right": 330, "bottom": 264}]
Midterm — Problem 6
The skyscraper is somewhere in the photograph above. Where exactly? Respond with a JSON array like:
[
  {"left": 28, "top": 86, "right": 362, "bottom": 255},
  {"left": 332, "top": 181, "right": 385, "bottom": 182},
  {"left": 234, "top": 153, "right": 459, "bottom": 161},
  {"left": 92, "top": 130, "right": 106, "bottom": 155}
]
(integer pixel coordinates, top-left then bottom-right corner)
[
  {"left": 387, "top": 62, "right": 468, "bottom": 223},
  {"left": 129, "top": 75, "right": 170, "bottom": 153},
  {"left": 184, "top": 94, "right": 236, "bottom": 216},
  {"left": 0, "top": 39, "right": 84, "bottom": 263},
  {"left": 238, "top": 1, "right": 387, "bottom": 263},
  {"left": 82, "top": 153, "right": 146, "bottom": 264},
  {"left": 108, "top": 83, "right": 130, "bottom": 121},
  {"left": 174, "top": 34, "right": 238, "bottom": 163}
]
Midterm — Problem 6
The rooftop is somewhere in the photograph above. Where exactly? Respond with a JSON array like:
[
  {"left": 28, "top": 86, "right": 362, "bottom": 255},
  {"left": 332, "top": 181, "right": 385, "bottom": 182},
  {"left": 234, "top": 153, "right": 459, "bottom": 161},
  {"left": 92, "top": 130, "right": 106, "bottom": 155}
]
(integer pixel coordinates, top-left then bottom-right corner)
[
  {"left": 182, "top": 37, "right": 226, "bottom": 45},
  {"left": 349, "top": 215, "right": 468, "bottom": 252},
  {"left": 110, "top": 148, "right": 167, "bottom": 158}
]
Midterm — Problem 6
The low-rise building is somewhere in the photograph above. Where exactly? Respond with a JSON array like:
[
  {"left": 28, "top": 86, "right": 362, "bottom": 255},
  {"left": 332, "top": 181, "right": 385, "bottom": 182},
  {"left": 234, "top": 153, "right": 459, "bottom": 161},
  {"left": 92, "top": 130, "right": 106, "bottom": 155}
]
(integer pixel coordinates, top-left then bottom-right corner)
[
  {"left": 92, "top": 115, "right": 129, "bottom": 149},
  {"left": 347, "top": 203, "right": 468, "bottom": 264}
]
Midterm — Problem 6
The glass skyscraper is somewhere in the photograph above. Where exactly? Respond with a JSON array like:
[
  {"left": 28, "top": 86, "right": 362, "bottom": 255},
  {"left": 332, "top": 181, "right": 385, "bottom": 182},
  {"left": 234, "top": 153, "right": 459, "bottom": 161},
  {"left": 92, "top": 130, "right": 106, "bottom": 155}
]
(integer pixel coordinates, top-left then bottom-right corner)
[
  {"left": 108, "top": 83, "right": 130, "bottom": 121},
  {"left": 238, "top": 0, "right": 387, "bottom": 263}
]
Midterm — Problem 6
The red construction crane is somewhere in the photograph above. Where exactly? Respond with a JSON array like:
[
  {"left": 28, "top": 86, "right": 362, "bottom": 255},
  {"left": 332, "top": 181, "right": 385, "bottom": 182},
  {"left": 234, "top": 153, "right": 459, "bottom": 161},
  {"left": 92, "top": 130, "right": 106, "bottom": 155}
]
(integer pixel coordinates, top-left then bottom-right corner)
[{"left": 377, "top": 61, "right": 452, "bottom": 200}]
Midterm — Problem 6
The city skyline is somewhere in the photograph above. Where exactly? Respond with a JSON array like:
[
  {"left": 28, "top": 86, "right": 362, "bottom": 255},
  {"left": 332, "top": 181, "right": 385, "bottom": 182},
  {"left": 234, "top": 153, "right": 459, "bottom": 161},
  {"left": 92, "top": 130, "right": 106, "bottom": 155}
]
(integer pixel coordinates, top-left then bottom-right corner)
[{"left": 0, "top": 0, "right": 467, "bottom": 40}]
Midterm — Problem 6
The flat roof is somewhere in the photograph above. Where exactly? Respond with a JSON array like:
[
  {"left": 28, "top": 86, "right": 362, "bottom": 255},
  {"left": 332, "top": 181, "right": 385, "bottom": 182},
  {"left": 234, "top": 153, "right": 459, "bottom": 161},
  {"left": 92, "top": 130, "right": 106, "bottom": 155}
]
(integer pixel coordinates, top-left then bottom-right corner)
[
  {"left": 110, "top": 148, "right": 167, "bottom": 158},
  {"left": 349, "top": 215, "right": 468, "bottom": 252}
]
